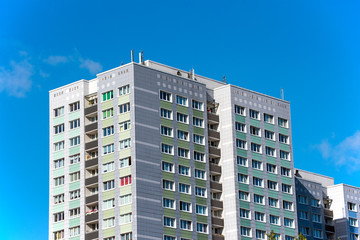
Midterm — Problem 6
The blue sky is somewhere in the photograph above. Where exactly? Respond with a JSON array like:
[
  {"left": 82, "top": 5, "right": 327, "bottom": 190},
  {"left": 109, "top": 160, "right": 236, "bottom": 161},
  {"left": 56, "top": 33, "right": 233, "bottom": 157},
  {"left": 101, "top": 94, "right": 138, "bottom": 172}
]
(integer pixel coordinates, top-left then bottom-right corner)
[{"left": 1, "top": 0, "right": 360, "bottom": 239}]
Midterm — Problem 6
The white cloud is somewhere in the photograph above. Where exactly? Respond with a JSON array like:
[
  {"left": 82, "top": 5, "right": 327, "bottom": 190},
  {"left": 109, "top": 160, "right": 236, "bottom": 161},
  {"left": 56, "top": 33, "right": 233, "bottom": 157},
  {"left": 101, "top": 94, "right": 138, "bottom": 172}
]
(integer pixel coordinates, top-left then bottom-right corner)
[
  {"left": 79, "top": 58, "right": 102, "bottom": 75},
  {"left": 0, "top": 59, "right": 33, "bottom": 97},
  {"left": 44, "top": 55, "right": 68, "bottom": 65},
  {"left": 316, "top": 131, "right": 360, "bottom": 172}
]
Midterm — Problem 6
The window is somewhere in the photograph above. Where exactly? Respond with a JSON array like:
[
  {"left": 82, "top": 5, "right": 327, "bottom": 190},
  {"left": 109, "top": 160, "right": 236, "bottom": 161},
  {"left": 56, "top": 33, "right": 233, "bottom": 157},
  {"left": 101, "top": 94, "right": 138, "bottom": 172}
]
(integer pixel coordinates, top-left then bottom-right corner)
[
  {"left": 103, "top": 217, "right": 115, "bottom": 229},
  {"left": 311, "top": 199, "right": 320, "bottom": 207},
  {"left": 269, "top": 197, "right": 279, "bottom": 208},
  {"left": 103, "top": 180, "right": 115, "bottom": 191},
  {"left": 240, "top": 226, "right": 251, "bottom": 237},
  {"left": 70, "top": 172, "right": 80, "bottom": 182},
  {"left": 120, "top": 175, "right": 132, "bottom": 186},
  {"left": 104, "top": 237, "right": 115, "bottom": 240},
  {"left": 196, "top": 223, "right": 207, "bottom": 233},
  {"left": 235, "top": 122, "right": 246, "bottom": 132},
  {"left": 164, "top": 216, "right": 175, "bottom": 228},
  {"left": 282, "top": 184, "right": 292, "bottom": 194},
  {"left": 119, "top": 85, "right": 130, "bottom": 96},
  {"left": 350, "top": 218, "right": 359, "bottom": 227},
  {"left": 268, "top": 180, "right": 278, "bottom": 191},
  {"left": 278, "top": 118, "right": 288, "bottom": 128},
  {"left": 249, "top": 109, "right": 259, "bottom": 119},
  {"left": 69, "top": 154, "right": 80, "bottom": 164},
  {"left": 176, "top": 95, "right": 188, "bottom": 106},
  {"left": 283, "top": 201, "right": 293, "bottom": 211},
  {"left": 119, "top": 120, "right": 131, "bottom": 131},
  {"left": 69, "top": 119, "right": 80, "bottom": 129},
  {"left": 69, "top": 101, "right": 80, "bottom": 112},
  {"left": 177, "top": 130, "right": 189, "bottom": 141},
  {"left": 180, "top": 219, "right": 192, "bottom": 231},
  {"left": 177, "top": 112, "right": 188, "bottom": 123},
  {"left": 250, "top": 126, "right": 260, "bottom": 136},
  {"left": 119, "top": 157, "right": 131, "bottom": 168},
  {"left": 239, "top": 191, "right": 249, "bottom": 201},
  {"left": 253, "top": 177, "right": 263, "bottom": 187},
  {"left": 54, "top": 124, "right": 65, "bottom": 134},
  {"left": 70, "top": 189, "right": 80, "bottom": 200},
  {"left": 162, "top": 162, "right": 174, "bottom": 173},
  {"left": 178, "top": 148, "right": 189, "bottom": 158},
  {"left": 299, "top": 211, "right": 308, "bottom": 220},
  {"left": 178, "top": 165, "right": 189, "bottom": 176},
  {"left": 179, "top": 183, "right": 190, "bottom": 194},
  {"left": 238, "top": 174, "right": 249, "bottom": 184},
  {"left": 160, "top": 91, "right": 171, "bottom": 102},
  {"left": 103, "top": 198, "right": 115, "bottom": 209},
  {"left": 53, "top": 212, "right": 64, "bottom": 222},
  {"left": 256, "top": 230, "right": 265, "bottom": 239},
  {"left": 279, "top": 134, "right": 289, "bottom": 144},
  {"left": 69, "top": 226, "right": 80, "bottom": 237},
  {"left": 192, "top": 100, "right": 203, "bottom": 110},
  {"left": 284, "top": 218, "right": 294, "bottom": 228},
  {"left": 163, "top": 198, "right": 175, "bottom": 209},
  {"left": 54, "top": 176, "right": 64, "bottom": 186},
  {"left": 103, "top": 144, "right": 114, "bottom": 155},
  {"left": 281, "top": 167, "right": 291, "bottom": 177},
  {"left": 196, "top": 205, "right": 207, "bottom": 215},
  {"left": 119, "top": 103, "right": 130, "bottom": 114},
  {"left": 251, "top": 143, "right": 261, "bottom": 153},
  {"left": 119, "top": 213, "right": 132, "bottom": 224},
  {"left": 264, "top": 130, "right": 274, "bottom": 140},
  {"left": 163, "top": 180, "right": 174, "bottom": 191},
  {"left": 195, "top": 169, "right": 206, "bottom": 179},
  {"left": 102, "top": 90, "right": 113, "bottom": 102},
  {"left": 236, "top": 139, "right": 247, "bottom": 149},
  {"left": 252, "top": 160, "right": 262, "bottom": 170},
  {"left": 70, "top": 136, "right": 80, "bottom": 146},
  {"left": 164, "top": 236, "right": 175, "bottom": 240},
  {"left": 234, "top": 105, "right": 245, "bottom": 115},
  {"left": 298, "top": 195, "right": 308, "bottom": 204},
  {"left": 240, "top": 208, "right": 250, "bottom": 219},
  {"left": 313, "top": 229, "right": 322, "bottom": 239},
  {"left": 161, "top": 143, "right": 173, "bottom": 155},
  {"left": 120, "top": 194, "right": 132, "bottom": 206},
  {"left": 350, "top": 234, "right": 359, "bottom": 240},
  {"left": 53, "top": 230, "right": 64, "bottom": 240},
  {"left": 348, "top": 202, "right": 357, "bottom": 211},
  {"left": 195, "top": 187, "right": 206, "bottom": 197},
  {"left": 160, "top": 108, "right": 172, "bottom": 119},
  {"left": 264, "top": 113, "right": 274, "bottom": 123},
  {"left": 266, "top": 163, "right": 277, "bottom": 173},
  {"left": 280, "top": 150, "right": 290, "bottom": 160},
  {"left": 120, "top": 138, "right": 131, "bottom": 149},
  {"left": 312, "top": 214, "right": 321, "bottom": 223},
  {"left": 300, "top": 227, "right": 309, "bottom": 236},
  {"left": 103, "top": 126, "right": 114, "bottom": 137},
  {"left": 254, "top": 194, "right": 264, "bottom": 204},
  {"left": 270, "top": 215, "right": 280, "bottom": 225},
  {"left": 193, "top": 134, "right": 204, "bottom": 145},
  {"left": 266, "top": 146, "right": 275, "bottom": 157},
  {"left": 54, "top": 194, "right": 64, "bottom": 204},
  {"left": 285, "top": 236, "right": 295, "bottom": 240},
  {"left": 120, "top": 232, "right": 132, "bottom": 240},
  {"left": 103, "top": 162, "right": 115, "bottom": 173},
  {"left": 180, "top": 201, "right": 191, "bottom": 212},
  {"left": 54, "top": 158, "right": 64, "bottom": 169},
  {"left": 193, "top": 117, "right": 204, "bottom": 127},
  {"left": 54, "top": 141, "right": 65, "bottom": 151},
  {"left": 237, "top": 156, "right": 248, "bottom": 166},
  {"left": 102, "top": 108, "right": 113, "bottom": 119},
  {"left": 54, "top": 107, "right": 64, "bottom": 117},
  {"left": 194, "top": 151, "right": 205, "bottom": 162},
  {"left": 161, "top": 126, "right": 172, "bottom": 137}
]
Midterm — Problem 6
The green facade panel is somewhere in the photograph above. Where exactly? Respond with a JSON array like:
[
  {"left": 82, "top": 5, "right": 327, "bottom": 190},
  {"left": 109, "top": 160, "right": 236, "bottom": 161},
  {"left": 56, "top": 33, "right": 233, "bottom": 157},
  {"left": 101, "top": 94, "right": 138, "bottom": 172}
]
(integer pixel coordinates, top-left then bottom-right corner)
[
  {"left": 196, "top": 197, "right": 207, "bottom": 205},
  {"left": 69, "top": 181, "right": 80, "bottom": 191},
  {"left": 266, "top": 156, "right": 277, "bottom": 164},
  {"left": 235, "top": 115, "right": 246, "bottom": 123},
  {"left": 118, "top": 95, "right": 130, "bottom": 105},
  {"left": 270, "top": 225, "right": 281, "bottom": 233},
  {"left": 193, "top": 110, "right": 204, "bottom": 118},
  {"left": 119, "top": 131, "right": 131, "bottom": 141},
  {"left": 53, "top": 203, "right": 64, "bottom": 213},
  {"left": 284, "top": 228, "right": 295, "bottom": 236},
  {"left": 68, "top": 128, "right": 80, "bottom": 138},
  {"left": 252, "top": 170, "right": 263, "bottom": 178},
  {"left": 254, "top": 204, "right": 265, "bottom": 212},
  {"left": 177, "top": 123, "right": 189, "bottom": 131},
  {"left": 161, "top": 118, "right": 173, "bottom": 127},
  {"left": 193, "top": 127, "right": 204, "bottom": 135},
  {"left": 69, "top": 217, "right": 80, "bottom": 228},
  {"left": 69, "top": 146, "right": 80, "bottom": 156},
  {"left": 103, "top": 153, "right": 115, "bottom": 164},
  {"left": 240, "top": 219, "right": 251, "bottom": 227},
  {"left": 101, "top": 100, "right": 114, "bottom": 110},
  {"left": 119, "top": 149, "right": 131, "bottom": 159},
  {"left": 281, "top": 160, "right": 292, "bottom": 168},
  {"left": 279, "top": 143, "right": 290, "bottom": 152},
  {"left": 238, "top": 166, "right": 248, "bottom": 174},
  {"left": 194, "top": 161, "right": 206, "bottom": 170},
  {"left": 264, "top": 123, "right": 275, "bottom": 131},
  {"left": 252, "top": 152, "right": 262, "bottom": 161},
  {"left": 267, "top": 173, "right": 278, "bottom": 181},
  {"left": 103, "top": 171, "right": 114, "bottom": 182},
  {"left": 278, "top": 127, "right": 289, "bottom": 135},
  {"left": 180, "top": 212, "right": 192, "bottom": 220},
  {"left": 103, "top": 190, "right": 115, "bottom": 200},
  {"left": 197, "top": 234, "right": 209, "bottom": 240},
  {"left": 53, "top": 116, "right": 64, "bottom": 125},
  {"left": 53, "top": 186, "right": 64, "bottom": 195},
  {"left": 251, "top": 136, "right": 262, "bottom": 144},
  {"left": 177, "top": 140, "right": 189, "bottom": 149},
  {"left": 160, "top": 100, "right": 172, "bottom": 109},
  {"left": 195, "top": 179, "right": 206, "bottom": 187},
  {"left": 103, "top": 136, "right": 114, "bottom": 146},
  {"left": 179, "top": 194, "right": 191, "bottom": 202},
  {"left": 161, "top": 136, "right": 173, "bottom": 145},
  {"left": 162, "top": 154, "right": 174, "bottom": 162},
  {"left": 164, "top": 228, "right": 176, "bottom": 236},
  {"left": 52, "top": 221, "right": 64, "bottom": 232},
  {"left": 193, "top": 144, "right": 205, "bottom": 153},
  {"left": 69, "top": 163, "right": 80, "bottom": 173},
  {"left": 282, "top": 176, "right": 292, "bottom": 185},
  {"left": 162, "top": 172, "right": 174, "bottom": 180},
  {"left": 103, "top": 208, "right": 115, "bottom": 218},
  {"left": 119, "top": 185, "right": 131, "bottom": 196},
  {"left": 255, "top": 222, "right": 266, "bottom": 230},
  {"left": 197, "top": 215, "right": 207, "bottom": 223},
  {"left": 119, "top": 167, "right": 131, "bottom": 177},
  {"left": 69, "top": 199, "right": 80, "bottom": 209},
  {"left": 68, "top": 111, "right": 80, "bottom": 121},
  {"left": 180, "top": 230, "right": 193, "bottom": 239},
  {"left": 178, "top": 158, "right": 189, "bottom": 166},
  {"left": 119, "top": 223, "right": 132, "bottom": 234},
  {"left": 236, "top": 132, "right": 247, "bottom": 140},
  {"left": 239, "top": 184, "right": 249, "bottom": 192},
  {"left": 53, "top": 150, "right": 65, "bottom": 160},
  {"left": 177, "top": 105, "right": 188, "bottom": 114},
  {"left": 269, "top": 207, "right": 280, "bottom": 215},
  {"left": 103, "top": 228, "right": 115, "bottom": 238},
  {"left": 250, "top": 119, "right": 260, "bottom": 127},
  {"left": 102, "top": 118, "right": 114, "bottom": 128},
  {"left": 163, "top": 190, "right": 175, "bottom": 199},
  {"left": 237, "top": 149, "right": 248, "bottom": 157},
  {"left": 178, "top": 175, "right": 191, "bottom": 184},
  {"left": 239, "top": 201, "right": 250, "bottom": 209},
  {"left": 118, "top": 112, "right": 131, "bottom": 123},
  {"left": 164, "top": 208, "right": 176, "bottom": 217},
  {"left": 265, "top": 140, "right": 276, "bottom": 148},
  {"left": 53, "top": 168, "right": 64, "bottom": 178},
  {"left": 119, "top": 204, "right": 132, "bottom": 214},
  {"left": 253, "top": 187, "right": 264, "bottom": 195},
  {"left": 53, "top": 133, "right": 64, "bottom": 143}
]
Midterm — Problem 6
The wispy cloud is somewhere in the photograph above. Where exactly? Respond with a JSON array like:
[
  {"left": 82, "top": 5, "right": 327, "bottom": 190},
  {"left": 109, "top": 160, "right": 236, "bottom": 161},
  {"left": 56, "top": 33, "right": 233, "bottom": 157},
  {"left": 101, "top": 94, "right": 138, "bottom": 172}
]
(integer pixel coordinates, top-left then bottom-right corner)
[
  {"left": 0, "top": 58, "right": 33, "bottom": 97},
  {"left": 43, "top": 55, "right": 69, "bottom": 65},
  {"left": 315, "top": 131, "right": 360, "bottom": 172},
  {"left": 79, "top": 58, "right": 102, "bottom": 75}
]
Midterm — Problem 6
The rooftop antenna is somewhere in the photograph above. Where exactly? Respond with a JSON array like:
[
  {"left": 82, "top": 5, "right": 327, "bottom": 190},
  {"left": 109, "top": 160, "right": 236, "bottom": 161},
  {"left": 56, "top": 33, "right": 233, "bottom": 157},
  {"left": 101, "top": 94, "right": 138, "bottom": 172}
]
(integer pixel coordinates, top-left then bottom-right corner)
[
  {"left": 222, "top": 76, "right": 226, "bottom": 83},
  {"left": 131, "top": 50, "right": 134, "bottom": 62},
  {"left": 281, "top": 89, "right": 284, "bottom": 100},
  {"left": 139, "top": 51, "right": 144, "bottom": 64},
  {"left": 121, "top": 62, "right": 124, "bottom": 66},
  {"left": 192, "top": 68, "right": 195, "bottom": 80}
]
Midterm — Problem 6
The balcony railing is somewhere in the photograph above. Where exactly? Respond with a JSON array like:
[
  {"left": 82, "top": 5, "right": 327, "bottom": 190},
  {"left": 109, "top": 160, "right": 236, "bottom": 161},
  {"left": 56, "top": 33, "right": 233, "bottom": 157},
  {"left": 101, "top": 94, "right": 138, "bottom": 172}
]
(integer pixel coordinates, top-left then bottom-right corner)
[
  {"left": 85, "top": 105, "right": 97, "bottom": 115},
  {"left": 85, "top": 140, "right": 98, "bottom": 150},
  {"left": 211, "top": 199, "right": 223, "bottom": 209},
  {"left": 85, "top": 122, "right": 97, "bottom": 132},
  {"left": 85, "top": 158, "right": 98, "bottom": 168},
  {"left": 85, "top": 230, "right": 98, "bottom": 240},
  {"left": 86, "top": 194, "right": 98, "bottom": 204},
  {"left": 85, "top": 176, "right": 98, "bottom": 186}
]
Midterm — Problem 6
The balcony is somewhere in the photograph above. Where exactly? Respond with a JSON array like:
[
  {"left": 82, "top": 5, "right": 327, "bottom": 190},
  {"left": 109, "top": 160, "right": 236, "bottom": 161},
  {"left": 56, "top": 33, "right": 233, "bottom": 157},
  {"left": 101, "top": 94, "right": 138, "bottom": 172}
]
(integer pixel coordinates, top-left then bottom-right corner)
[
  {"left": 85, "top": 158, "right": 98, "bottom": 168},
  {"left": 85, "top": 230, "right": 98, "bottom": 240},
  {"left": 85, "top": 211, "right": 99, "bottom": 223},
  {"left": 207, "top": 113, "right": 219, "bottom": 123},
  {"left": 212, "top": 217, "right": 224, "bottom": 227},
  {"left": 212, "top": 235, "right": 224, "bottom": 240},
  {"left": 85, "top": 176, "right": 98, "bottom": 186},
  {"left": 324, "top": 209, "right": 333, "bottom": 218},
  {"left": 210, "top": 164, "right": 222, "bottom": 174},
  {"left": 325, "top": 225, "right": 335, "bottom": 233},
  {"left": 85, "top": 105, "right": 97, "bottom": 115},
  {"left": 210, "top": 181, "right": 222, "bottom": 192},
  {"left": 85, "top": 122, "right": 97, "bottom": 133},
  {"left": 86, "top": 194, "right": 98, "bottom": 204},
  {"left": 208, "top": 130, "right": 220, "bottom": 140},
  {"left": 209, "top": 147, "right": 221, "bottom": 157},
  {"left": 211, "top": 199, "right": 223, "bottom": 209},
  {"left": 85, "top": 140, "right": 98, "bottom": 150}
]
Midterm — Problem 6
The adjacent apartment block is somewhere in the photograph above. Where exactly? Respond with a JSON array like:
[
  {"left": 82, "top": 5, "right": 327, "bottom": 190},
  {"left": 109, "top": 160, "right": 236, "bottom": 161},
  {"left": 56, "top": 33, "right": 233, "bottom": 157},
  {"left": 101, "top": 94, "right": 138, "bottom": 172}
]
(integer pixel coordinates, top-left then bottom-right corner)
[{"left": 49, "top": 55, "right": 297, "bottom": 240}]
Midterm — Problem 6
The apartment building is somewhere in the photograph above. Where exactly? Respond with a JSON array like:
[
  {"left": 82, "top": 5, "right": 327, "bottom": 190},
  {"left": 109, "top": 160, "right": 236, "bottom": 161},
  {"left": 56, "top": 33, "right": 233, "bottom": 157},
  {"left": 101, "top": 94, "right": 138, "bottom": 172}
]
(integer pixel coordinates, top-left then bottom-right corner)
[{"left": 49, "top": 55, "right": 297, "bottom": 240}]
